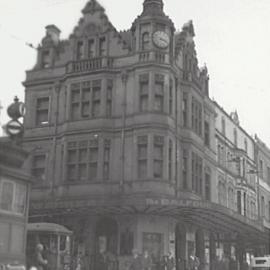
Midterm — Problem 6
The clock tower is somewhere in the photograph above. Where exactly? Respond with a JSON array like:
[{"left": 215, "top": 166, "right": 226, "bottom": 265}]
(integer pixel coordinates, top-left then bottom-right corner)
[{"left": 131, "top": 0, "right": 175, "bottom": 60}]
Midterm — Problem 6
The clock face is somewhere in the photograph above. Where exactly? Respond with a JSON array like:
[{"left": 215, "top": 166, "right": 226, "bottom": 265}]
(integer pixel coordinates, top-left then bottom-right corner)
[{"left": 153, "top": 31, "right": 170, "bottom": 49}]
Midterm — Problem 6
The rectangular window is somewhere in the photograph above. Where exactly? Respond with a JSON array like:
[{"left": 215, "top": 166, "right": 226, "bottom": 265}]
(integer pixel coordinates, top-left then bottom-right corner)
[
  {"left": 0, "top": 181, "right": 27, "bottom": 216},
  {"left": 106, "top": 80, "right": 113, "bottom": 117},
  {"left": 66, "top": 139, "right": 99, "bottom": 182},
  {"left": 138, "top": 136, "right": 148, "bottom": 179},
  {"left": 36, "top": 97, "right": 49, "bottom": 125},
  {"left": 154, "top": 75, "right": 164, "bottom": 112},
  {"left": 14, "top": 183, "right": 27, "bottom": 215},
  {"left": 268, "top": 167, "right": 270, "bottom": 185},
  {"left": 41, "top": 50, "right": 50, "bottom": 68},
  {"left": 182, "top": 149, "right": 188, "bottom": 189},
  {"left": 191, "top": 97, "right": 202, "bottom": 136},
  {"left": 139, "top": 74, "right": 149, "bottom": 112},
  {"left": 103, "top": 140, "right": 111, "bottom": 180},
  {"left": 169, "top": 79, "right": 173, "bottom": 115},
  {"left": 32, "top": 154, "right": 46, "bottom": 181},
  {"left": 70, "top": 80, "right": 101, "bottom": 120},
  {"left": 168, "top": 140, "right": 173, "bottom": 181},
  {"left": 237, "top": 191, "right": 241, "bottom": 214},
  {"left": 154, "top": 136, "right": 164, "bottom": 178},
  {"left": 77, "top": 41, "right": 84, "bottom": 60},
  {"left": 88, "top": 39, "right": 95, "bottom": 58},
  {"left": 99, "top": 37, "right": 106, "bottom": 56},
  {"left": 81, "top": 82, "right": 91, "bottom": 118},
  {"left": 92, "top": 80, "right": 101, "bottom": 117},
  {"left": 71, "top": 83, "right": 81, "bottom": 120},
  {"left": 261, "top": 196, "right": 265, "bottom": 217},
  {"left": 89, "top": 140, "right": 98, "bottom": 181},
  {"left": 191, "top": 152, "right": 203, "bottom": 194},
  {"left": 0, "top": 181, "right": 14, "bottom": 211},
  {"left": 205, "top": 169, "right": 211, "bottom": 201},
  {"left": 182, "top": 93, "right": 188, "bottom": 127},
  {"left": 204, "top": 121, "right": 210, "bottom": 147}
]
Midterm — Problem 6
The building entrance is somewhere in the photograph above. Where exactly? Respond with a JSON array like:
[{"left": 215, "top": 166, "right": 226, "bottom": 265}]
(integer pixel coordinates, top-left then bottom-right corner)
[
  {"left": 94, "top": 217, "right": 118, "bottom": 270},
  {"left": 175, "top": 224, "right": 186, "bottom": 270}
]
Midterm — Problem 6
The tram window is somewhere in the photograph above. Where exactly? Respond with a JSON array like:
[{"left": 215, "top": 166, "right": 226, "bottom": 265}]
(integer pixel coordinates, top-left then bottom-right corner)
[
  {"left": 0, "top": 181, "right": 14, "bottom": 211},
  {"left": 60, "top": 235, "right": 67, "bottom": 251}
]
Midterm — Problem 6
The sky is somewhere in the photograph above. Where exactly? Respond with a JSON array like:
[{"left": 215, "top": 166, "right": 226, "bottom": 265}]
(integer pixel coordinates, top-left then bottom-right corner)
[{"left": 0, "top": 0, "right": 270, "bottom": 146}]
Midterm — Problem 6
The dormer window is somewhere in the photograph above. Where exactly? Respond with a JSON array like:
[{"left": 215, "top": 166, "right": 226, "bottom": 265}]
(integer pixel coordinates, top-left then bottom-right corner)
[
  {"left": 99, "top": 37, "right": 106, "bottom": 56},
  {"left": 41, "top": 50, "right": 50, "bottom": 68},
  {"left": 142, "top": 32, "right": 150, "bottom": 51},
  {"left": 77, "top": 41, "right": 84, "bottom": 60}
]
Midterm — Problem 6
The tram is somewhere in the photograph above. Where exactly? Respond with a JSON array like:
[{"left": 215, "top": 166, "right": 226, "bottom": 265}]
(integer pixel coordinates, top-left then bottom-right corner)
[{"left": 26, "top": 223, "right": 72, "bottom": 270}]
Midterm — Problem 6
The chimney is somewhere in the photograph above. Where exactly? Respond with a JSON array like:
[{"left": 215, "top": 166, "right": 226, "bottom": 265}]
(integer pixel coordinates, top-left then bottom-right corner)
[{"left": 45, "top": 25, "right": 61, "bottom": 45}]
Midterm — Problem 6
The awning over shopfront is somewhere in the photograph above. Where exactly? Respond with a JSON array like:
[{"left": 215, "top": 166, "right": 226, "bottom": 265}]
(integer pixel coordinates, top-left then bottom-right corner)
[{"left": 29, "top": 195, "right": 267, "bottom": 246}]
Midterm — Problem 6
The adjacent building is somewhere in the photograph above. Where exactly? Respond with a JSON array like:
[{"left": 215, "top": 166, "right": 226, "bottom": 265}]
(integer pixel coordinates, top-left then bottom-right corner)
[{"left": 21, "top": 0, "right": 269, "bottom": 269}]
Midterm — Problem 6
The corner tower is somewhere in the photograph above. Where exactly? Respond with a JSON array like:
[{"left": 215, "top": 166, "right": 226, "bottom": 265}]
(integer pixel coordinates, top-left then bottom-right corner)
[{"left": 131, "top": 0, "right": 175, "bottom": 59}]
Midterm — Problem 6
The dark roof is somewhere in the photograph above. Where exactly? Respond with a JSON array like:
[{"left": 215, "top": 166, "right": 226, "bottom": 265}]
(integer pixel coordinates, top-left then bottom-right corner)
[{"left": 27, "top": 223, "right": 72, "bottom": 234}]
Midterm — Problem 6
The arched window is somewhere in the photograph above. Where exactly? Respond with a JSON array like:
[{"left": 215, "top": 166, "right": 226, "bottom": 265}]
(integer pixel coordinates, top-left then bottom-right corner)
[
  {"left": 228, "top": 186, "right": 234, "bottom": 210},
  {"left": 142, "top": 32, "right": 150, "bottom": 50},
  {"left": 244, "top": 139, "right": 248, "bottom": 153}
]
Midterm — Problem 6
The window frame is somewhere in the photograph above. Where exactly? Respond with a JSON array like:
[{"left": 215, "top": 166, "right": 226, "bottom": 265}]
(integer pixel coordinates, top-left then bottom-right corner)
[{"left": 0, "top": 179, "right": 27, "bottom": 216}]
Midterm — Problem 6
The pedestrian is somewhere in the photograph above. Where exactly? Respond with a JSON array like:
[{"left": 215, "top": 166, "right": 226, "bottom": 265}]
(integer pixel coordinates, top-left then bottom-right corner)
[
  {"left": 36, "top": 244, "right": 48, "bottom": 270},
  {"left": 129, "top": 249, "right": 142, "bottom": 270},
  {"left": 141, "top": 250, "right": 152, "bottom": 270},
  {"left": 188, "top": 251, "right": 200, "bottom": 270}
]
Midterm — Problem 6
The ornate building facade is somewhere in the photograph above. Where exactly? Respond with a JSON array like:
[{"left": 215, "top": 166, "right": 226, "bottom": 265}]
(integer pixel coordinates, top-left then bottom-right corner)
[{"left": 22, "top": 0, "right": 268, "bottom": 269}]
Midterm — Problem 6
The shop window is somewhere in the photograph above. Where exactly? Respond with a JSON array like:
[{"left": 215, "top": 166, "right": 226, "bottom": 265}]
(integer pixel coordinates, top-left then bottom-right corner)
[
  {"left": 143, "top": 233, "right": 163, "bottom": 263},
  {"left": 88, "top": 39, "right": 95, "bottom": 58},
  {"left": 103, "top": 140, "right": 111, "bottom": 180},
  {"left": 142, "top": 32, "right": 150, "bottom": 51},
  {"left": 120, "top": 229, "right": 134, "bottom": 255},
  {"left": 77, "top": 41, "right": 84, "bottom": 60},
  {"left": 139, "top": 74, "right": 149, "bottom": 112},
  {"left": 191, "top": 97, "right": 202, "bottom": 136},
  {"left": 138, "top": 136, "right": 148, "bottom": 179},
  {"left": 32, "top": 154, "right": 46, "bottom": 181},
  {"left": 106, "top": 80, "right": 113, "bottom": 117},
  {"left": 66, "top": 139, "right": 99, "bottom": 182},
  {"left": 182, "top": 92, "right": 188, "bottom": 127},
  {"left": 36, "top": 97, "right": 49, "bottom": 126},
  {"left": 99, "top": 37, "right": 106, "bottom": 56},
  {"left": 154, "top": 74, "right": 164, "bottom": 112},
  {"left": 154, "top": 136, "right": 164, "bottom": 178}
]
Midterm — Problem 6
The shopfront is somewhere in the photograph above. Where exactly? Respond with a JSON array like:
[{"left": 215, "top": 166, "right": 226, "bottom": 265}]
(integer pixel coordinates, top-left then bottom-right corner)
[{"left": 29, "top": 196, "right": 267, "bottom": 270}]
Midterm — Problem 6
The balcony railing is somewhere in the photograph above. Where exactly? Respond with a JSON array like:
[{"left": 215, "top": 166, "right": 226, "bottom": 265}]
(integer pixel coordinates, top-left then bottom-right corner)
[
  {"left": 66, "top": 57, "right": 114, "bottom": 74},
  {"left": 139, "top": 51, "right": 167, "bottom": 64}
]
